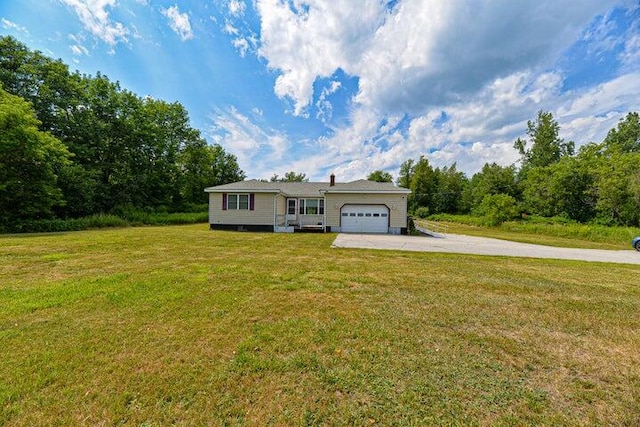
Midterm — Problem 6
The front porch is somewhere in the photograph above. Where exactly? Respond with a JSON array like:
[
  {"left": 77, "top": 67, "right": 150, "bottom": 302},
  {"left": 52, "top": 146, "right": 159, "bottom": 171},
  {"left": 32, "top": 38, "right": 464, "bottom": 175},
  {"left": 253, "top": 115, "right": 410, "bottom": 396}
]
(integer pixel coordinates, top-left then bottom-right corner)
[
  {"left": 275, "top": 214, "right": 325, "bottom": 233},
  {"left": 274, "top": 196, "right": 326, "bottom": 233}
]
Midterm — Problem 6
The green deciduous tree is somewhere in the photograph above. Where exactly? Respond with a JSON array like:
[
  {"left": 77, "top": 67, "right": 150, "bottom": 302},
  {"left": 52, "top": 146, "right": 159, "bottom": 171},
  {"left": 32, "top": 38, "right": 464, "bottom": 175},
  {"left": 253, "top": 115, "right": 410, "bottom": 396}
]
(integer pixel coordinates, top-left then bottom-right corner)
[
  {"left": 514, "top": 110, "right": 574, "bottom": 173},
  {"left": 432, "top": 163, "right": 467, "bottom": 214},
  {"left": 1, "top": 36, "right": 246, "bottom": 218},
  {"left": 270, "top": 171, "right": 308, "bottom": 182},
  {"left": 0, "top": 88, "right": 71, "bottom": 228},
  {"left": 397, "top": 158, "right": 468, "bottom": 215},
  {"left": 0, "top": 36, "right": 83, "bottom": 137},
  {"left": 179, "top": 141, "right": 245, "bottom": 205},
  {"left": 462, "top": 163, "right": 518, "bottom": 212},
  {"left": 593, "top": 152, "right": 640, "bottom": 226},
  {"left": 409, "top": 156, "right": 438, "bottom": 213},
  {"left": 397, "top": 159, "right": 414, "bottom": 189},
  {"left": 367, "top": 170, "right": 393, "bottom": 182},
  {"left": 602, "top": 112, "right": 640, "bottom": 153},
  {"left": 473, "top": 193, "right": 520, "bottom": 226}
]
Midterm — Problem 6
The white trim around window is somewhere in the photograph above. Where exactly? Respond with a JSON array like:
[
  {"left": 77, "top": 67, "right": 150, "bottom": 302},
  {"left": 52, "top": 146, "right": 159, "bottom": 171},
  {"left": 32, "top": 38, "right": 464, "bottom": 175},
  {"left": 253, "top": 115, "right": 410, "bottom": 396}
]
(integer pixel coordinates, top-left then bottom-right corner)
[
  {"left": 298, "top": 198, "right": 324, "bottom": 215},
  {"left": 227, "top": 193, "right": 249, "bottom": 210}
]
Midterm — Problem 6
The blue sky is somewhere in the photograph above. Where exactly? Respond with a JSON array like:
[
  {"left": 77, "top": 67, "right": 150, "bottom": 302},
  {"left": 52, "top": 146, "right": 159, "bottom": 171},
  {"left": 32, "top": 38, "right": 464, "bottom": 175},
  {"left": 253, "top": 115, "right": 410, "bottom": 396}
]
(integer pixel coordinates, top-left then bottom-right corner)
[{"left": 1, "top": 1, "right": 639, "bottom": 181}]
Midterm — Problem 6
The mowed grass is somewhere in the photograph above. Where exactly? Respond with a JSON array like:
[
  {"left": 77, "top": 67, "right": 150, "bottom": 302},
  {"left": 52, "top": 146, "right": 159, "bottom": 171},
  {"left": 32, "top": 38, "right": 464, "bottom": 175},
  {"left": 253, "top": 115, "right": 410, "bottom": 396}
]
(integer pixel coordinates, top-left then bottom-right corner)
[{"left": 1, "top": 226, "right": 639, "bottom": 426}]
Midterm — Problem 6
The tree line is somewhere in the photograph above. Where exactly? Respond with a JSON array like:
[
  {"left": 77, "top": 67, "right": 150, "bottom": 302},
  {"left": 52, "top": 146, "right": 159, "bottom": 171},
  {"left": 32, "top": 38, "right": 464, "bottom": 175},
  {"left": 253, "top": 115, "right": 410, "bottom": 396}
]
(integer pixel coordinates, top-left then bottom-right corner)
[
  {"left": 0, "top": 36, "right": 244, "bottom": 231},
  {"left": 3, "top": 36, "right": 638, "bottom": 231},
  {"left": 368, "top": 110, "right": 640, "bottom": 227}
]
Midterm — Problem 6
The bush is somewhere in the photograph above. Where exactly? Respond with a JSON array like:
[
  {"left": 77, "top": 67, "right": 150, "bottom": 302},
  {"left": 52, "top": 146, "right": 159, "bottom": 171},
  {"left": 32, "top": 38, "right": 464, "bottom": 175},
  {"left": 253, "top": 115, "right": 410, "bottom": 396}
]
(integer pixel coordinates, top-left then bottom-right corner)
[
  {"left": 81, "top": 214, "right": 129, "bottom": 229},
  {"left": 474, "top": 194, "right": 520, "bottom": 226},
  {"left": 178, "top": 203, "right": 208, "bottom": 213},
  {"left": 413, "top": 207, "right": 430, "bottom": 219},
  {"left": 4, "top": 218, "right": 84, "bottom": 233}
]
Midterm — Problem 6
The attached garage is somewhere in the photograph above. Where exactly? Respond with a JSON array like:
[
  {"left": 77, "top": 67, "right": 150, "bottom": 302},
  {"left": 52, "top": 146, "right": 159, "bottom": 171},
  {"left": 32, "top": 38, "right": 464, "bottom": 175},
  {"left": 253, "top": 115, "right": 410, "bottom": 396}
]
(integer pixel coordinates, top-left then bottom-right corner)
[{"left": 340, "top": 204, "right": 389, "bottom": 233}]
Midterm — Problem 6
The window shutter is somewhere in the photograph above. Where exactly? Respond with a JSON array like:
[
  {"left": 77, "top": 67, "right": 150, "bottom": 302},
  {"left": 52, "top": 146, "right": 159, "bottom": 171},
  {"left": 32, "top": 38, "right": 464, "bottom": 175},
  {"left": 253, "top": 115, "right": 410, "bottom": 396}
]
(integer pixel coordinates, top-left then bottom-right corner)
[
  {"left": 249, "top": 193, "right": 255, "bottom": 211},
  {"left": 222, "top": 193, "right": 227, "bottom": 210}
]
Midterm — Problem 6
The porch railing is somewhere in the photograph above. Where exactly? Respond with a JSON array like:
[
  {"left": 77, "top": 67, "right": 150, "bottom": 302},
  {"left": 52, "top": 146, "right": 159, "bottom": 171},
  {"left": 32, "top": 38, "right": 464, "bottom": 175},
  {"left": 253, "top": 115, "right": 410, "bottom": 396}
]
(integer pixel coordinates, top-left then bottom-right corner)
[
  {"left": 274, "top": 214, "right": 323, "bottom": 228},
  {"left": 299, "top": 214, "right": 323, "bottom": 228}
]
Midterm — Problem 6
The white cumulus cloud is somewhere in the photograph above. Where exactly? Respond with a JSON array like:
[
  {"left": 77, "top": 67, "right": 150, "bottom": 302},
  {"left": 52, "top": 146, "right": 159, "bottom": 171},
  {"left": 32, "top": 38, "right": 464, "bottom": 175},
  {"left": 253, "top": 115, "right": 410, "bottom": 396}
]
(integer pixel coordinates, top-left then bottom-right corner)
[
  {"left": 70, "top": 44, "right": 89, "bottom": 56},
  {"left": 209, "top": 107, "right": 290, "bottom": 177},
  {"left": 162, "top": 5, "right": 193, "bottom": 41},
  {"left": 60, "top": 0, "right": 129, "bottom": 48},
  {"left": 1, "top": 18, "right": 29, "bottom": 33},
  {"left": 228, "top": 0, "right": 246, "bottom": 17},
  {"left": 256, "top": 0, "right": 385, "bottom": 116},
  {"left": 216, "top": 1, "right": 640, "bottom": 181},
  {"left": 257, "top": 0, "right": 618, "bottom": 116}
]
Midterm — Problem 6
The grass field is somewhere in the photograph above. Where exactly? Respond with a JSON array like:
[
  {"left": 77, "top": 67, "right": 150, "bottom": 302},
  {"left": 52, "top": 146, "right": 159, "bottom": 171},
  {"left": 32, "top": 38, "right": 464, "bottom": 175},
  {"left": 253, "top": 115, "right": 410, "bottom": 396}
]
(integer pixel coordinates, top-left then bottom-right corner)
[{"left": 1, "top": 225, "right": 639, "bottom": 426}]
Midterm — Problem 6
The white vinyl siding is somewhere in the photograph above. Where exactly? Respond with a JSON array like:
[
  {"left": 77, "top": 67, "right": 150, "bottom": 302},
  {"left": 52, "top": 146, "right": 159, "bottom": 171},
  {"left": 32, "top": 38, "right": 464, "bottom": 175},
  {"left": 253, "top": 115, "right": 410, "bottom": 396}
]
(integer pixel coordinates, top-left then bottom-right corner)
[{"left": 209, "top": 192, "right": 275, "bottom": 225}]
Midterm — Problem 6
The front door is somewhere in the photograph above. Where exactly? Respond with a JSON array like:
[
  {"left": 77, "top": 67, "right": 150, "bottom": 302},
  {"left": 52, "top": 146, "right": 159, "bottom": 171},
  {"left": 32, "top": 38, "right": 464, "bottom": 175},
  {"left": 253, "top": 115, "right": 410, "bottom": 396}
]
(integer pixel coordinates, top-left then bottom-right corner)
[{"left": 286, "top": 198, "right": 297, "bottom": 222}]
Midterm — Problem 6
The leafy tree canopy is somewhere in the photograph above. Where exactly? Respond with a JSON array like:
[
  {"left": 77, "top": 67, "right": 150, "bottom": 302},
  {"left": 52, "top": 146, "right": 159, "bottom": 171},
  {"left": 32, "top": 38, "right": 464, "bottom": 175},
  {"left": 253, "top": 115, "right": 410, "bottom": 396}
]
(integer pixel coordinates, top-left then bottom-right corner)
[
  {"left": 270, "top": 171, "right": 308, "bottom": 182},
  {"left": 367, "top": 170, "right": 393, "bottom": 182},
  {"left": 0, "top": 87, "right": 71, "bottom": 227},
  {"left": 462, "top": 162, "right": 518, "bottom": 212},
  {"left": 602, "top": 112, "right": 640, "bottom": 153},
  {"left": 0, "top": 36, "right": 245, "bottom": 220},
  {"left": 514, "top": 110, "right": 574, "bottom": 172}
]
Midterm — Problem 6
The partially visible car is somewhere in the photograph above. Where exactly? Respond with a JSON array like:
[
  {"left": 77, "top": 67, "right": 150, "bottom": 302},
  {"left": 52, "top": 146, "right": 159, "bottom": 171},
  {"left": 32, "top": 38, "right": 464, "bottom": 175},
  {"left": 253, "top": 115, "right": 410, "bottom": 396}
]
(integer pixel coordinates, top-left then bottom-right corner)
[{"left": 633, "top": 236, "right": 640, "bottom": 251}]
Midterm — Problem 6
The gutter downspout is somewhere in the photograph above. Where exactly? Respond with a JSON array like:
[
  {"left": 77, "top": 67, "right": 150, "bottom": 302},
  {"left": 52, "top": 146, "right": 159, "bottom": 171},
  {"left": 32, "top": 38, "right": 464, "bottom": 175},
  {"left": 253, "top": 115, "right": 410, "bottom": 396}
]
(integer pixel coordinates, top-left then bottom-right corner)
[
  {"left": 273, "top": 192, "right": 278, "bottom": 231},
  {"left": 320, "top": 190, "right": 327, "bottom": 233},
  {"left": 324, "top": 194, "right": 327, "bottom": 232}
]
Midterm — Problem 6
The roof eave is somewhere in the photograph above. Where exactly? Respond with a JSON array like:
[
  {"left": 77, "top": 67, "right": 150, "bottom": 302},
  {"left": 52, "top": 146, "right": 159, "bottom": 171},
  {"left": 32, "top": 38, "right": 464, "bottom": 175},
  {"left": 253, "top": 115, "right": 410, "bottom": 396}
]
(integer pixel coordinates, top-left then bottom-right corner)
[
  {"left": 321, "top": 189, "right": 411, "bottom": 194},
  {"left": 204, "top": 188, "right": 282, "bottom": 194}
]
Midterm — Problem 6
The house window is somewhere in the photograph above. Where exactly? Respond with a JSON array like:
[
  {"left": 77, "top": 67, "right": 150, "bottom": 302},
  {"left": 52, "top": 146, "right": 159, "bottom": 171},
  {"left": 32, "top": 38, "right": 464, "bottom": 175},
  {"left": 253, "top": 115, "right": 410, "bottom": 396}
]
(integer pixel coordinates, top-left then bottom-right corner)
[
  {"left": 227, "top": 194, "right": 250, "bottom": 210},
  {"left": 299, "top": 198, "right": 324, "bottom": 215},
  {"left": 306, "top": 199, "right": 318, "bottom": 214},
  {"left": 287, "top": 199, "right": 296, "bottom": 215}
]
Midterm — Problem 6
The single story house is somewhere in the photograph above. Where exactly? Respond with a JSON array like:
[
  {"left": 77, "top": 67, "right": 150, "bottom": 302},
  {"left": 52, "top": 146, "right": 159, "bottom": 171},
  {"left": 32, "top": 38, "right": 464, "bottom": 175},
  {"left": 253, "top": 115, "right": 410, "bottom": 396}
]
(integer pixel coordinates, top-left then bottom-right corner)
[{"left": 204, "top": 174, "right": 411, "bottom": 234}]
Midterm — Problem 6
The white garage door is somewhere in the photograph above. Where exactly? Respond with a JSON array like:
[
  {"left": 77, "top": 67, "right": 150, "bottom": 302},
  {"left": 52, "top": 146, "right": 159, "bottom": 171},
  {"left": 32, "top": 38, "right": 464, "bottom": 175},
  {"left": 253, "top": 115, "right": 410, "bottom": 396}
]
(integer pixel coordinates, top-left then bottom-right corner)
[{"left": 341, "top": 205, "right": 389, "bottom": 233}]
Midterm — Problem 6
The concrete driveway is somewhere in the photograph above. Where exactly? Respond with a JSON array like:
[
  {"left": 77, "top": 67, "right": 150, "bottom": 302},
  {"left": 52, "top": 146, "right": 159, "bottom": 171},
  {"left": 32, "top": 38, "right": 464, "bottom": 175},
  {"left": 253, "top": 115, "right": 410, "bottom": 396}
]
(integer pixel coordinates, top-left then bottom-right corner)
[{"left": 332, "top": 233, "right": 640, "bottom": 265}]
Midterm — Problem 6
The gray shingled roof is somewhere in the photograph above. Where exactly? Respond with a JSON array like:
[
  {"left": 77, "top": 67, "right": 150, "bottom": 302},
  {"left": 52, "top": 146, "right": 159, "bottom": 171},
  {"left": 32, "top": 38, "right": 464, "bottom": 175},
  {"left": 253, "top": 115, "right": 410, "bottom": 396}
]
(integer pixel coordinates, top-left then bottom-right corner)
[{"left": 204, "top": 179, "right": 410, "bottom": 196}]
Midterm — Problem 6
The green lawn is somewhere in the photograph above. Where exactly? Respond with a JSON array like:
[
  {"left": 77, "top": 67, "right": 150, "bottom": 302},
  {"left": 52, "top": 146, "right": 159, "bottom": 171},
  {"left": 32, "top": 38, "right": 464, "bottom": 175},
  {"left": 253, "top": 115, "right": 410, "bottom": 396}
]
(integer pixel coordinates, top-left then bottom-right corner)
[{"left": 1, "top": 225, "right": 639, "bottom": 426}]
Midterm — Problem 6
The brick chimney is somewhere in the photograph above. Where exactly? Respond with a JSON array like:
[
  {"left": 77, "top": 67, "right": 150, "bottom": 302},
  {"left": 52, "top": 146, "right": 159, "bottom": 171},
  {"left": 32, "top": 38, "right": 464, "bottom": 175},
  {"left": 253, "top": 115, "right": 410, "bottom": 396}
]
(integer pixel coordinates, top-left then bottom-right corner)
[{"left": 330, "top": 173, "right": 335, "bottom": 186}]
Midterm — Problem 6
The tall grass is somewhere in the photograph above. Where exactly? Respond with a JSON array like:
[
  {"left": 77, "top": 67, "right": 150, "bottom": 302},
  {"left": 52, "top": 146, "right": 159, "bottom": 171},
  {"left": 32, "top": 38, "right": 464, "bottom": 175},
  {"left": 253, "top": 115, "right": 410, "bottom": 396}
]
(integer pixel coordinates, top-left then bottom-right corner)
[
  {"left": 501, "top": 220, "right": 640, "bottom": 244},
  {"left": 119, "top": 211, "right": 208, "bottom": 226},
  {"left": 425, "top": 214, "right": 640, "bottom": 249},
  {"left": 2, "top": 211, "right": 209, "bottom": 234}
]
